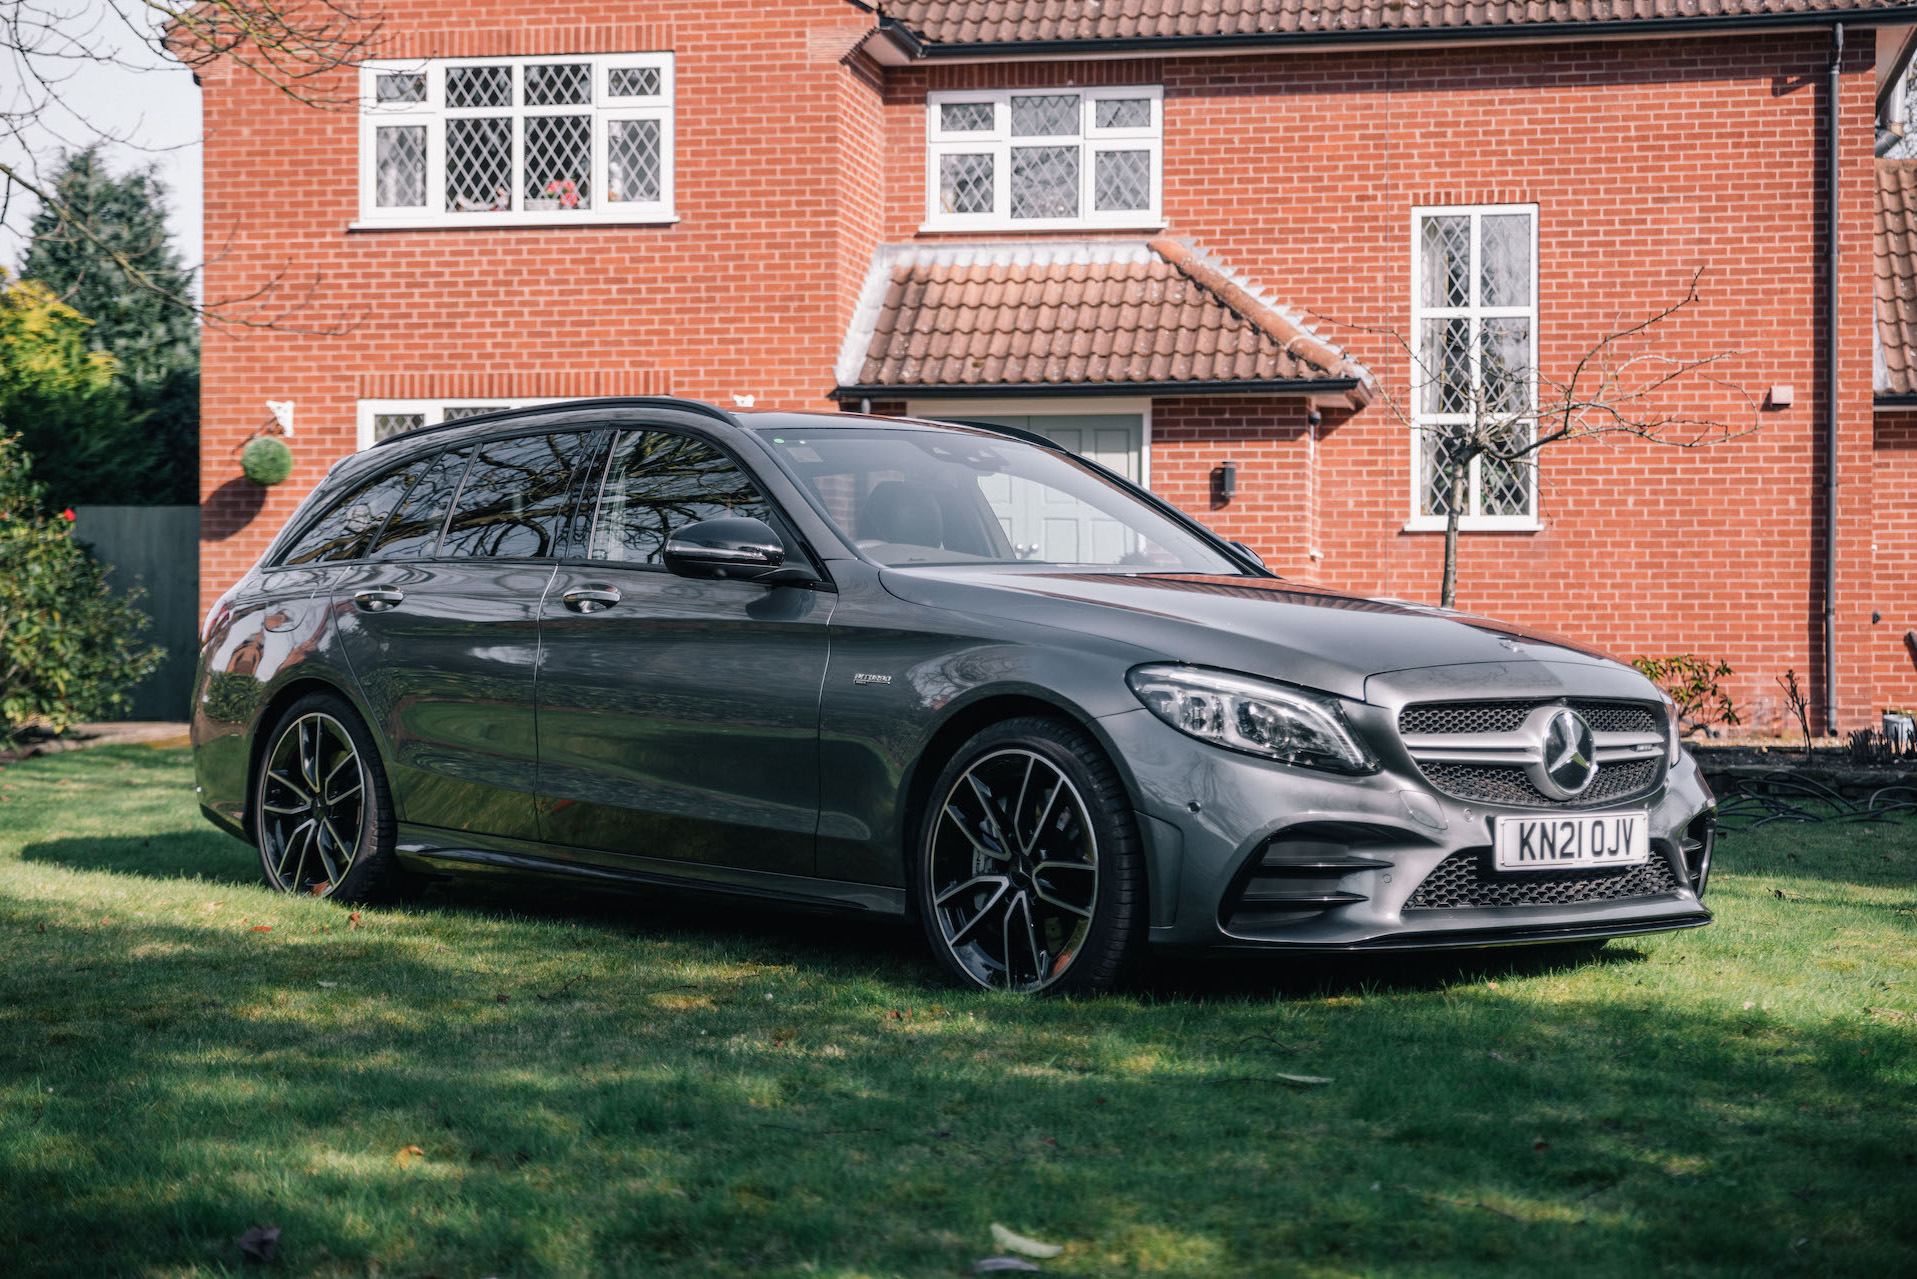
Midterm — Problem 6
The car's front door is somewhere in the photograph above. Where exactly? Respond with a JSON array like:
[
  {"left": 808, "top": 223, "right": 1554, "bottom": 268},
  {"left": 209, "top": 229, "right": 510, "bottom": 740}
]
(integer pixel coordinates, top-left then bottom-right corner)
[
  {"left": 535, "top": 426, "right": 832, "bottom": 876},
  {"left": 330, "top": 429, "right": 599, "bottom": 841}
]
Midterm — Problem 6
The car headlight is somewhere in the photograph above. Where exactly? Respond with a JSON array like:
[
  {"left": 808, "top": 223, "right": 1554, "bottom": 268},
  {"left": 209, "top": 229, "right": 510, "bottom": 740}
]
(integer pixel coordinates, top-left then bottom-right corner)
[{"left": 1126, "top": 664, "right": 1377, "bottom": 774}]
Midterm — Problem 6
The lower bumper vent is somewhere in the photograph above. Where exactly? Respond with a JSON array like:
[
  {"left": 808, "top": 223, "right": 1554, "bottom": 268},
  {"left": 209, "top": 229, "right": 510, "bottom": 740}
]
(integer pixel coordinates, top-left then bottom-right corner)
[{"left": 1404, "top": 848, "right": 1681, "bottom": 910}]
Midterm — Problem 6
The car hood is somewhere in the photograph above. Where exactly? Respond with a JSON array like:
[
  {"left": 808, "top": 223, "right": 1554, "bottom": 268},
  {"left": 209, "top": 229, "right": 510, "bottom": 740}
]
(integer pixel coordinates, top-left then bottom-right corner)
[{"left": 879, "top": 569, "right": 1631, "bottom": 702}]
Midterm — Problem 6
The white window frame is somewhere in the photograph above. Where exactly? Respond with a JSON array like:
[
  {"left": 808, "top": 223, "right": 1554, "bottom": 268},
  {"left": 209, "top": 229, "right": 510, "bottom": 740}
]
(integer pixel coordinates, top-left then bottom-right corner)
[
  {"left": 923, "top": 87, "right": 1164, "bottom": 233},
  {"left": 1407, "top": 203, "right": 1541, "bottom": 533},
  {"left": 355, "top": 399, "right": 555, "bottom": 450},
  {"left": 355, "top": 54, "right": 675, "bottom": 229}
]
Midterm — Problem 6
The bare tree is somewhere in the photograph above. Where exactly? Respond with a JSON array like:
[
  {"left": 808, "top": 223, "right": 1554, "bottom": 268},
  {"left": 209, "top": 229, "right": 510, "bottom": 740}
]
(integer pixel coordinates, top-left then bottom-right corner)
[
  {"left": 1320, "top": 267, "right": 1759, "bottom": 608},
  {"left": 1, "top": 1, "right": 383, "bottom": 331}
]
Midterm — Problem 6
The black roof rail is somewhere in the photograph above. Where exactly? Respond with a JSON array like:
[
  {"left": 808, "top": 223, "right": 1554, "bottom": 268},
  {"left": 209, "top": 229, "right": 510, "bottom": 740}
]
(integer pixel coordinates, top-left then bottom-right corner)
[
  {"left": 368, "top": 395, "right": 742, "bottom": 448},
  {"left": 926, "top": 417, "right": 1063, "bottom": 450}
]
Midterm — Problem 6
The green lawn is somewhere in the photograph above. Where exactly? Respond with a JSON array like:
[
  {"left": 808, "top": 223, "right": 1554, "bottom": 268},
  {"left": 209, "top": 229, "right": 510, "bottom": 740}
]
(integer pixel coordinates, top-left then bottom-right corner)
[{"left": 1, "top": 745, "right": 1913, "bottom": 1278}]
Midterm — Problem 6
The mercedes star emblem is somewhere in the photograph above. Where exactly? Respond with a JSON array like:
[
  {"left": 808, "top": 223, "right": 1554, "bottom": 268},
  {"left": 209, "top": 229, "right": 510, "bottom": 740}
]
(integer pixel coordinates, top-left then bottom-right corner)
[{"left": 1537, "top": 707, "right": 1599, "bottom": 799}]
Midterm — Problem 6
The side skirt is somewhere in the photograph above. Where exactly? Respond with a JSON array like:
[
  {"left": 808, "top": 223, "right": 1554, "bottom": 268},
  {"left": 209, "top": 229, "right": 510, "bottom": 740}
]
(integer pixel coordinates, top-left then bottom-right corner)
[{"left": 394, "top": 823, "right": 908, "bottom": 916}]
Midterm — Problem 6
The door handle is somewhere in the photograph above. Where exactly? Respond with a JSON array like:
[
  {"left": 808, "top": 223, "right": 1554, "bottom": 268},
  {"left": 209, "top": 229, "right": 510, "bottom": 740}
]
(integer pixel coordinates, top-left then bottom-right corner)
[
  {"left": 353, "top": 588, "right": 404, "bottom": 612},
  {"left": 561, "top": 584, "right": 622, "bottom": 614}
]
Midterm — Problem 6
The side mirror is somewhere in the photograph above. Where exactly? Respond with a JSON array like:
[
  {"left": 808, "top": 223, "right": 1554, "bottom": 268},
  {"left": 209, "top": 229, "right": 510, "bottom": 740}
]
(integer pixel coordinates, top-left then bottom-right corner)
[
  {"left": 1229, "top": 541, "right": 1267, "bottom": 570},
  {"left": 663, "top": 516, "right": 804, "bottom": 582}
]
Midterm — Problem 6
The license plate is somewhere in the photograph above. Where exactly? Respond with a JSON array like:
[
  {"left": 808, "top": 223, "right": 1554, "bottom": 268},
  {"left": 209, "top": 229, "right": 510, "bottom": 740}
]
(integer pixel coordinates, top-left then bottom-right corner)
[{"left": 1492, "top": 812, "right": 1650, "bottom": 871}]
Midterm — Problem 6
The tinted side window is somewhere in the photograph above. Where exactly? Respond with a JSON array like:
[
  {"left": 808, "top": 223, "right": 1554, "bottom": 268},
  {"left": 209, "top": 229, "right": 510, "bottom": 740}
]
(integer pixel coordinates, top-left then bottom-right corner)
[
  {"left": 589, "top": 430, "right": 771, "bottom": 565},
  {"left": 440, "top": 432, "right": 596, "bottom": 559},
  {"left": 369, "top": 448, "right": 469, "bottom": 560},
  {"left": 279, "top": 466, "right": 421, "bottom": 566}
]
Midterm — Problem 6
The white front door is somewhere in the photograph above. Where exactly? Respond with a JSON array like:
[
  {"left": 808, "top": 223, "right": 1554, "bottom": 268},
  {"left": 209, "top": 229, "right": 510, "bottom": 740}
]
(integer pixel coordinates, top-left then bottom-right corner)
[{"left": 963, "top": 412, "right": 1146, "bottom": 563}]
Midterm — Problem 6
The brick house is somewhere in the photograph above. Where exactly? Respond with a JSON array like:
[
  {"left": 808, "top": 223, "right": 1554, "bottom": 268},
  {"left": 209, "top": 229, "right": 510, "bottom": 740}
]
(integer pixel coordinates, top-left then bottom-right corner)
[{"left": 197, "top": 0, "right": 1917, "bottom": 732}]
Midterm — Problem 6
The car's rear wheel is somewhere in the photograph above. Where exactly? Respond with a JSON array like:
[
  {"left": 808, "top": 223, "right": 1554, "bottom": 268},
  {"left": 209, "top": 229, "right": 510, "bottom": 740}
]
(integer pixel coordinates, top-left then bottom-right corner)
[
  {"left": 914, "top": 716, "right": 1146, "bottom": 995},
  {"left": 252, "top": 691, "right": 400, "bottom": 903}
]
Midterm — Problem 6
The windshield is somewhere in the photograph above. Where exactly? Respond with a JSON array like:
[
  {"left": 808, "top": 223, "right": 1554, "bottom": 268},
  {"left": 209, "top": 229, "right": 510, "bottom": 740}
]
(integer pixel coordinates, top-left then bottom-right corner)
[{"left": 758, "top": 425, "right": 1244, "bottom": 574}]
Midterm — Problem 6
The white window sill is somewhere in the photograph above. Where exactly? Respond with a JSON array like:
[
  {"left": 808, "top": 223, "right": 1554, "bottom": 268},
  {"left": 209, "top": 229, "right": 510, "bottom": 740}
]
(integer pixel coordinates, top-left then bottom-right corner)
[
  {"left": 349, "top": 213, "right": 679, "bottom": 231},
  {"left": 918, "top": 219, "right": 1167, "bottom": 235},
  {"left": 1403, "top": 516, "right": 1543, "bottom": 534}
]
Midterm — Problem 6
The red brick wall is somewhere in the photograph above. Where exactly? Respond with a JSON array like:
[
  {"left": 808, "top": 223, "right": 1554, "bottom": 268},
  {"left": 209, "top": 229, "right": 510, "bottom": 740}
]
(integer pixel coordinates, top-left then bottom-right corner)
[
  {"left": 199, "top": 0, "right": 878, "bottom": 599},
  {"left": 1872, "top": 411, "right": 1917, "bottom": 713},
  {"left": 200, "top": 12, "right": 1890, "bottom": 724},
  {"left": 877, "top": 35, "right": 1878, "bottom": 726}
]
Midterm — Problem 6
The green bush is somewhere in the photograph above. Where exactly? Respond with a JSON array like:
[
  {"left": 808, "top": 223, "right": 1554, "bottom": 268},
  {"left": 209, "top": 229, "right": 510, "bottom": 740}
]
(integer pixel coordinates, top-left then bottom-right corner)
[
  {"left": 1630, "top": 654, "right": 1741, "bottom": 733},
  {"left": 0, "top": 433, "right": 165, "bottom": 737},
  {"left": 241, "top": 434, "right": 293, "bottom": 486}
]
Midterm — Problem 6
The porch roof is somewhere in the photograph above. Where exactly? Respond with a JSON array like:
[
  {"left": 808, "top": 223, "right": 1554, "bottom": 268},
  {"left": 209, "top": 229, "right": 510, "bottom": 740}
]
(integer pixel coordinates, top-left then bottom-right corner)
[
  {"left": 1877, "top": 159, "right": 1917, "bottom": 398},
  {"left": 833, "top": 238, "right": 1370, "bottom": 404},
  {"left": 870, "top": 0, "right": 1917, "bottom": 51}
]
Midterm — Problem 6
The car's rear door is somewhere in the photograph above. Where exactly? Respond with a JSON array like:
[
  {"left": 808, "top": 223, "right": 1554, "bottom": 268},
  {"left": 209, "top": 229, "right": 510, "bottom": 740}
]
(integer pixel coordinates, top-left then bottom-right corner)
[
  {"left": 535, "top": 425, "right": 832, "bottom": 876},
  {"left": 330, "top": 428, "right": 599, "bottom": 841}
]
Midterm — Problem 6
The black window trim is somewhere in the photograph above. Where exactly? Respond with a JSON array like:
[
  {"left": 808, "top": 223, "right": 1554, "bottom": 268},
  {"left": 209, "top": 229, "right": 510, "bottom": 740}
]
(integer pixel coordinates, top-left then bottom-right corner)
[
  {"left": 563, "top": 421, "right": 829, "bottom": 584},
  {"left": 262, "top": 410, "right": 835, "bottom": 583},
  {"left": 268, "top": 454, "right": 437, "bottom": 570},
  {"left": 434, "top": 427, "right": 602, "bottom": 564}
]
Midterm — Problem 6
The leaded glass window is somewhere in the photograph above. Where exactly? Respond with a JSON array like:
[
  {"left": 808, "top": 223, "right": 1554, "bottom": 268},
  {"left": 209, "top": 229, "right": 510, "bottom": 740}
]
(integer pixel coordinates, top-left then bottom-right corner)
[
  {"left": 373, "top": 412, "right": 425, "bottom": 442},
  {"left": 360, "top": 54, "right": 673, "bottom": 224},
  {"left": 356, "top": 401, "right": 552, "bottom": 451},
  {"left": 1410, "top": 206, "right": 1539, "bottom": 527},
  {"left": 926, "top": 87, "right": 1161, "bottom": 228}
]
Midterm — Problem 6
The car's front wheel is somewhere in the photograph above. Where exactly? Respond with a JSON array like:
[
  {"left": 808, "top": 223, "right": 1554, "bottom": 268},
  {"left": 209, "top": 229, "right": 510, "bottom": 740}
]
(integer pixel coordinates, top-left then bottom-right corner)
[
  {"left": 914, "top": 716, "right": 1146, "bottom": 995},
  {"left": 252, "top": 691, "right": 401, "bottom": 903}
]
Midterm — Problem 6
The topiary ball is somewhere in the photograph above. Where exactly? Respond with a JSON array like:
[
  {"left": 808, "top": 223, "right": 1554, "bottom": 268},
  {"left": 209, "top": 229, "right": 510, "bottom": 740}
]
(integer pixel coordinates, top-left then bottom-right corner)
[{"left": 241, "top": 436, "right": 294, "bottom": 486}]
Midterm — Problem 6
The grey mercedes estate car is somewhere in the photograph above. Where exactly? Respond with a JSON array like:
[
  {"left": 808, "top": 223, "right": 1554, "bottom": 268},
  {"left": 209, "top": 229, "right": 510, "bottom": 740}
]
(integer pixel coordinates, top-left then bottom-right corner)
[{"left": 192, "top": 397, "right": 1714, "bottom": 993}]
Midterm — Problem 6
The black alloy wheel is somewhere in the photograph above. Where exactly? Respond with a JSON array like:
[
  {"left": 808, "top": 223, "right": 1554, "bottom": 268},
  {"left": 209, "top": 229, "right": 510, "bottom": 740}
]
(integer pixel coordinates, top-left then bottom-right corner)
[
  {"left": 253, "top": 692, "right": 400, "bottom": 902},
  {"left": 916, "top": 717, "right": 1145, "bottom": 994}
]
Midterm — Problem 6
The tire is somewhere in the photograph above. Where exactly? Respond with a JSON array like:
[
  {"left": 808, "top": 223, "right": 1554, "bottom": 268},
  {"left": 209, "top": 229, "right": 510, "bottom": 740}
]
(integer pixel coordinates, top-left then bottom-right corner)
[
  {"left": 251, "top": 690, "right": 403, "bottom": 904},
  {"left": 912, "top": 716, "right": 1147, "bottom": 995}
]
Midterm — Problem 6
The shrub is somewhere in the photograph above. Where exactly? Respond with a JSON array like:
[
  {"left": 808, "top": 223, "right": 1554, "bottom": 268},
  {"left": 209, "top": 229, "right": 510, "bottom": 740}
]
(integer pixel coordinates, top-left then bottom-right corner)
[
  {"left": 0, "top": 433, "right": 165, "bottom": 737},
  {"left": 1630, "top": 654, "right": 1742, "bottom": 733},
  {"left": 241, "top": 435, "right": 293, "bottom": 486}
]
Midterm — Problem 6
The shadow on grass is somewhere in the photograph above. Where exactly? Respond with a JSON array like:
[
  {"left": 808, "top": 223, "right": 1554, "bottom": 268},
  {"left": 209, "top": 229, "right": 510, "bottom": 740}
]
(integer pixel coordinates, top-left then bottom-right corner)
[
  {"left": 0, "top": 892, "right": 1912, "bottom": 1278},
  {"left": 20, "top": 829, "right": 260, "bottom": 886},
  {"left": 20, "top": 831, "right": 1657, "bottom": 1004}
]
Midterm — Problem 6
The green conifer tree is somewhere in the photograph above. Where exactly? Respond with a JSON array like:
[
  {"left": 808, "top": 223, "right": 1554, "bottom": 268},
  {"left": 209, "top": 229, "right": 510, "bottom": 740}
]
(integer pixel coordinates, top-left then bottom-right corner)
[{"left": 17, "top": 148, "right": 199, "bottom": 505}]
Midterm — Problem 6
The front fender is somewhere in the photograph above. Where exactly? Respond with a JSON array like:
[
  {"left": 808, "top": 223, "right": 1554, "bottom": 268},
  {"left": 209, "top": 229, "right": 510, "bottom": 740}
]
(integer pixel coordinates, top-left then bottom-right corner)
[
  {"left": 191, "top": 569, "right": 370, "bottom": 837},
  {"left": 814, "top": 570, "right": 1151, "bottom": 887}
]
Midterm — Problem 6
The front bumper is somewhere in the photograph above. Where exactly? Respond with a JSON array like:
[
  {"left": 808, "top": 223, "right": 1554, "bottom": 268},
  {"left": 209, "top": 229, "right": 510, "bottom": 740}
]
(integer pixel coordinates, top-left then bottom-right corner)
[{"left": 1098, "top": 704, "right": 1715, "bottom": 954}]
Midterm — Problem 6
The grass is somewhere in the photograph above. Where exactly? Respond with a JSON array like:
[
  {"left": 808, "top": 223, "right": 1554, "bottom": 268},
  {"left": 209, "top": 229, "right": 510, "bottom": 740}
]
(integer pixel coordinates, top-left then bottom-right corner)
[{"left": 0, "top": 745, "right": 1913, "bottom": 1278}]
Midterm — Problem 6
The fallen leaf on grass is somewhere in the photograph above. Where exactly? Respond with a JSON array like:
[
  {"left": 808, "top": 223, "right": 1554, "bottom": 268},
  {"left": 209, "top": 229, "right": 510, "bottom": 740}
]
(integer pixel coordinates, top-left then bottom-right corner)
[
  {"left": 990, "top": 1223, "right": 1062, "bottom": 1259},
  {"left": 973, "top": 1258, "right": 1041, "bottom": 1273},
  {"left": 495, "top": 993, "right": 510, "bottom": 1004},
  {"left": 1533, "top": 1139, "right": 1550, "bottom": 1153},
  {"left": 236, "top": 1224, "right": 280, "bottom": 1263},
  {"left": 248, "top": 925, "right": 271, "bottom": 933},
  {"left": 394, "top": 1145, "right": 426, "bottom": 1167},
  {"left": 347, "top": 912, "right": 361, "bottom": 929}
]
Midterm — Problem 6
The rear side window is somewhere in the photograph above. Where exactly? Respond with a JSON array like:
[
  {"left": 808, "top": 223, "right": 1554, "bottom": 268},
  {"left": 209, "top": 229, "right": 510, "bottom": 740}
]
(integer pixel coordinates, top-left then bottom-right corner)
[
  {"left": 589, "top": 430, "right": 771, "bottom": 565},
  {"left": 439, "top": 431, "right": 597, "bottom": 559},
  {"left": 368, "top": 448, "right": 469, "bottom": 560},
  {"left": 279, "top": 465, "right": 422, "bottom": 566}
]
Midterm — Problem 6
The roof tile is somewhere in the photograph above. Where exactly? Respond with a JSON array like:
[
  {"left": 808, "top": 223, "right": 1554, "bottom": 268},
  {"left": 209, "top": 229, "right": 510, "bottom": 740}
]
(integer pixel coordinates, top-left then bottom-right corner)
[
  {"left": 849, "top": 238, "right": 1358, "bottom": 391},
  {"left": 881, "top": 0, "right": 1905, "bottom": 44},
  {"left": 1877, "top": 160, "right": 1917, "bottom": 395}
]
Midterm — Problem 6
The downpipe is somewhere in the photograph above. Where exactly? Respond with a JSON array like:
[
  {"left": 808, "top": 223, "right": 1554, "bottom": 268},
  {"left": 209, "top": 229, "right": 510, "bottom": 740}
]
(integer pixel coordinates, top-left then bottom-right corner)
[{"left": 1825, "top": 23, "right": 1843, "bottom": 733}]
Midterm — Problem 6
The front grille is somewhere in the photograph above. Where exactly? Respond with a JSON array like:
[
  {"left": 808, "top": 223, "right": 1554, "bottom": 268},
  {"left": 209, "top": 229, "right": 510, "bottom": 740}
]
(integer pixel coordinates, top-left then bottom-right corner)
[
  {"left": 1404, "top": 847, "right": 1682, "bottom": 910},
  {"left": 1417, "top": 757, "right": 1662, "bottom": 808},
  {"left": 1397, "top": 698, "right": 1665, "bottom": 808},
  {"left": 1399, "top": 700, "right": 1658, "bottom": 736}
]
